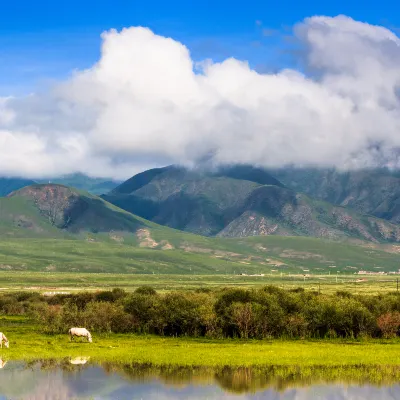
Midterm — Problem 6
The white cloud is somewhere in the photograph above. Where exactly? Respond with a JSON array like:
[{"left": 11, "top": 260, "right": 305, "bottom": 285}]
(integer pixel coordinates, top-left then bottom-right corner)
[{"left": 1, "top": 15, "right": 400, "bottom": 179}]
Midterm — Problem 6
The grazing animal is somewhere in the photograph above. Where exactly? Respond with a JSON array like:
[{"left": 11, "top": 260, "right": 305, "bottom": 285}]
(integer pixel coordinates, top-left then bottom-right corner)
[
  {"left": 68, "top": 328, "right": 92, "bottom": 343},
  {"left": 0, "top": 333, "right": 9, "bottom": 349}
]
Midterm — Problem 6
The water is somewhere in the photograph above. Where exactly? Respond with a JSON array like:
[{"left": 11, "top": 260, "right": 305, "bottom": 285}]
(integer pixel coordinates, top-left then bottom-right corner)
[{"left": 0, "top": 359, "right": 399, "bottom": 399}]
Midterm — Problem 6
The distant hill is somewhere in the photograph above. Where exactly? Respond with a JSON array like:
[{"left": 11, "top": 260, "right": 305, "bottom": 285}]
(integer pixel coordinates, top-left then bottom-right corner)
[
  {"left": 269, "top": 167, "right": 400, "bottom": 224},
  {"left": 1, "top": 184, "right": 147, "bottom": 238},
  {"left": 1, "top": 183, "right": 400, "bottom": 273},
  {"left": 36, "top": 173, "right": 121, "bottom": 195},
  {"left": 0, "top": 174, "right": 120, "bottom": 198},
  {"left": 0, "top": 177, "right": 35, "bottom": 196},
  {"left": 104, "top": 165, "right": 400, "bottom": 242}
]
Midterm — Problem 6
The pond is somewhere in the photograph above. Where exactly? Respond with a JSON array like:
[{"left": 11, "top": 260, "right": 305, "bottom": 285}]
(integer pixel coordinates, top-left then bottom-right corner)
[{"left": 0, "top": 359, "right": 400, "bottom": 399}]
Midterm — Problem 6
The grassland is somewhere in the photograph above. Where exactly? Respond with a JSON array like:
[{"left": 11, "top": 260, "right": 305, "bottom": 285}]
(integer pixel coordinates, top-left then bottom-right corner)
[
  {"left": 1, "top": 181, "right": 400, "bottom": 277},
  {"left": 1, "top": 184, "right": 400, "bottom": 275},
  {"left": 0, "top": 270, "right": 399, "bottom": 295},
  {"left": 1, "top": 316, "right": 400, "bottom": 367},
  {"left": 0, "top": 234, "right": 399, "bottom": 275}
]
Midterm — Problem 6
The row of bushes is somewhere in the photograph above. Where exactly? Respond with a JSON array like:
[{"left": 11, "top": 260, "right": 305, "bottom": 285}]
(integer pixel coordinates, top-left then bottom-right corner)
[{"left": 3, "top": 286, "right": 400, "bottom": 339}]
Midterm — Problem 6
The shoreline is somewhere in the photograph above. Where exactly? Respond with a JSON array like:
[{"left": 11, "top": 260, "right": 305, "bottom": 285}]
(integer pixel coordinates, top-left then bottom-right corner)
[{"left": 2, "top": 332, "right": 400, "bottom": 367}]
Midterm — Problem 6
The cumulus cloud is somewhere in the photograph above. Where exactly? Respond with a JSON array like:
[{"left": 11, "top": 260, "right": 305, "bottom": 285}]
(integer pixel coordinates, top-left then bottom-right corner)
[{"left": 1, "top": 15, "right": 400, "bottom": 179}]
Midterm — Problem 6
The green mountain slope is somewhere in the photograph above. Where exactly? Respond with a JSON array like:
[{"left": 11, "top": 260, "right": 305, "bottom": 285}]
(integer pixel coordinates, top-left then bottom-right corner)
[
  {"left": 0, "top": 184, "right": 148, "bottom": 238},
  {"left": 269, "top": 167, "right": 400, "bottom": 224},
  {"left": 104, "top": 165, "right": 400, "bottom": 243},
  {"left": 0, "top": 227, "right": 400, "bottom": 274},
  {"left": 1, "top": 183, "right": 400, "bottom": 274}
]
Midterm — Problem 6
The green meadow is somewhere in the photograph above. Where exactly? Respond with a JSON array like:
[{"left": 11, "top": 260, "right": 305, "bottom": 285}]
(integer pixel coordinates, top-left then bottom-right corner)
[
  {"left": 0, "top": 234, "right": 399, "bottom": 275},
  {"left": 2, "top": 317, "right": 400, "bottom": 367},
  {"left": 0, "top": 271, "right": 398, "bottom": 295}
]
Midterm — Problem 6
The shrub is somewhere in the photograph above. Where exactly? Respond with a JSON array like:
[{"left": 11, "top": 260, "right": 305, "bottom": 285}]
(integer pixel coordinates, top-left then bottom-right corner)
[
  {"left": 32, "top": 303, "right": 64, "bottom": 334},
  {"left": 7, "top": 285, "right": 400, "bottom": 340},
  {"left": 95, "top": 288, "right": 127, "bottom": 303},
  {"left": 68, "top": 293, "right": 95, "bottom": 310},
  {"left": 135, "top": 286, "right": 157, "bottom": 295},
  {"left": 377, "top": 312, "right": 400, "bottom": 338},
  {"left": 284, "top": 314, "right": 308, "bottom": 338},
  {"left": 230, "top": 302, "right": 255, "bottom": 339},
  {"left": 124, "top": 293, "right": 161, "bottom": 333},
  {"left": 336, "top": 291, "right": 352, "bottom": 298},
  {"left": 95, "top": 291, "right": 116, "bottom": 303},
  {"left": 162, "top": 292, "right": 202, "bottom": 336},
  {"left": 83, "top": 302, "right": 131, "bottom": 333},
  {"left": 197, "top": 295, "right": 219, "bottom": 337}
]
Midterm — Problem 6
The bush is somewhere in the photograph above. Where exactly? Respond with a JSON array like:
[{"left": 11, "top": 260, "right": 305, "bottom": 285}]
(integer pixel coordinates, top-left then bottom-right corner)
[
  {"left": 4, "top": 285, "right": 400, "bottom": 340},
  {"left": 95, "top": 288, "right": 127, "bottom": 303},
  {"left": 162, "top": 292, "right": 202, "bottom": 336},
  {"left": 32, "top": 303, "right": 63, "bottom": 334},
  {"left": 377, "top": 312, "right": 400, "bottom": 338},
  {"left": 83, "top": 302, "right": 131, "bottom": 333},
  {"left": 135, "top": 286, "right": 157, "bottom": 295},
  {"left": 230, "top": 302, "right": 255, "bottom": 339},
  {"left": 124, "top": 293, "right": 162, "bottom": 333},
  {"left": 284, "top": 314, "right": 308, "bottom": 338}
]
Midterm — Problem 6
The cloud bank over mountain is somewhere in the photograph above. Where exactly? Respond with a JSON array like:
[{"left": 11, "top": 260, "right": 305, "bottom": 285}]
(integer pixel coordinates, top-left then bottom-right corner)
[{"left": 1, "top": 15, "right": 400, "bottom": 178}]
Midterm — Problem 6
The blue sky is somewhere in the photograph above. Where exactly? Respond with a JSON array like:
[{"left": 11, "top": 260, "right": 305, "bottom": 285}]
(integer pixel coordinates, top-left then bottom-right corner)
[
  {"left": 1, "top": 1, "right": 400, "bottom": 178},
  {"left": 0, "top": 0, "right": 399, "bottom": 95}
]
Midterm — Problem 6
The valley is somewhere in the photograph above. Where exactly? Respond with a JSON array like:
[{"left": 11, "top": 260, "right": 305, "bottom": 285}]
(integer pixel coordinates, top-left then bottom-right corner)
[{"left": 0, "top": 166, "right": 400, "bottom": 278}]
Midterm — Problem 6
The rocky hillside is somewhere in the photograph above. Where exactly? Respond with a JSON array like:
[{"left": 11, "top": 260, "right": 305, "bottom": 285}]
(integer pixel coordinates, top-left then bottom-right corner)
[
  {"left": 1, "top": 183, "right": 400, "bottom": 274},
  {"left": 104, "top": 165, "right": 400, "bottom": 242},
  {"left": 270, "top": 167, "right": 400, "bottom": 224},
  {"left": 2, "top": 184, "right": 146, "bottom": 236}
]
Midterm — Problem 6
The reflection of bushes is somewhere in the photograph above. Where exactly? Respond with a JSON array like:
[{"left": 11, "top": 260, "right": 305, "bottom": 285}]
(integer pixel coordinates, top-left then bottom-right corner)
[
  {"left": 23, "top": 359, "right": 400, "bottom": 394},
  {"left": 104, "top": 363, "right": 400, "bottom": 393},
  {"left": 5, "top": 286, "right": 400, "bottom": 338}
]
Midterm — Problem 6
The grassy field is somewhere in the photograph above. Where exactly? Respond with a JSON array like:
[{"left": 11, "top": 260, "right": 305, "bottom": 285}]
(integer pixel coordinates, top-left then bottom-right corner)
[
  {"left": 0, "top": 271, "right": 399, "bottom": 295},
  {"left": 0, "top": 235, "right": 399, "bottom": 275},
  {"left": 1, "top": 317, "right": 400, "bottom": 368}
]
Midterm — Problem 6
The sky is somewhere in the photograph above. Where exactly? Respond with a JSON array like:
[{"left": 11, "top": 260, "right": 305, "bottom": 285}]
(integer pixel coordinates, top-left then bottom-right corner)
[
  {"left": 2, "top": 0, "right": 400, "bottom": 94},
  {"left": 1, "top": 1, "right": 400, "bottom": 178}
]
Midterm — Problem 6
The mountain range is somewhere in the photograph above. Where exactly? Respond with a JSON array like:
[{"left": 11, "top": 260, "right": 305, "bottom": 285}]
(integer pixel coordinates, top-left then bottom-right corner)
[
  {"left": 103, "top": 165, "right": 400, "bottom": 243},
  {"left": 1, "top": 168, "right": 400, "bottom": 273},
  {"left": 2, "top": 165, "right": 400, "bottom": 244},
  {"left": 0, "top": 173, "right": 120, "bottom": 197},
  {"left": 269, "top": 167, "right": 400, "bottom": 224}
]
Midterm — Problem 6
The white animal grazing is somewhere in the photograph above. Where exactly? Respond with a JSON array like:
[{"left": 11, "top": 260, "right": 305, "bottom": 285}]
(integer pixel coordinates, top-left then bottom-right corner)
[
  {"left": 0, "top": 333, "right": 9, "bottom": 349},
  {"left": 68, "top": 328, "right": 92, "bottom": 343}
]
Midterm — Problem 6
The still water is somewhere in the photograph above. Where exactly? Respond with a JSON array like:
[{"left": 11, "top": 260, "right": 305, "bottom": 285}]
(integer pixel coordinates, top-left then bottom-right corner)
[{"left": 0, "top": 359, "right": 399, "bottom": 399}]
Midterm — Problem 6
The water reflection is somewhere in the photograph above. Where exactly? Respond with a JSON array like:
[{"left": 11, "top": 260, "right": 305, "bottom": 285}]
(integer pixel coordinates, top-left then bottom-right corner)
[
  {"left": 69, "top": 356, "right": 90, "bottom": 365},
  {"left": 0, "top": 360, "right": 400, "bottom": 399}
]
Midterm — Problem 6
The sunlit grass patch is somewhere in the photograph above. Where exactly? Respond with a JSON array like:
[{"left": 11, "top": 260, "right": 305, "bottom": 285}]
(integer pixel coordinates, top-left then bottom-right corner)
[{"left": 2, "top": 318, "right": 400, "bottom": 367}]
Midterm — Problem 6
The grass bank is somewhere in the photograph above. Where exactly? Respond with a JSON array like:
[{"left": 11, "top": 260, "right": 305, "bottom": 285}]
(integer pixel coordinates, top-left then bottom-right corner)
[
  {"left": 0, "top": 271, "right": 399, "bottom": 295},
  {"left": 2, "top": 318, "right": 400, "bottom": 367}
]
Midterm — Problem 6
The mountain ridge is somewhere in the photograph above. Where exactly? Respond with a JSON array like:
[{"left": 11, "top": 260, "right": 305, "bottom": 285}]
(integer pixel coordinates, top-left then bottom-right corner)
[
  {"left": 269, "top": 167, "right": 400, "bottom": 224},
  {"left": 0, "top": 174, "right": 121, "bottom": 197},
  {"left": 104, "top": 165, "right": 400, "bottom": 243},
  {"left": 1, "top": 182, "right": 400, "bottom": 274}
]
